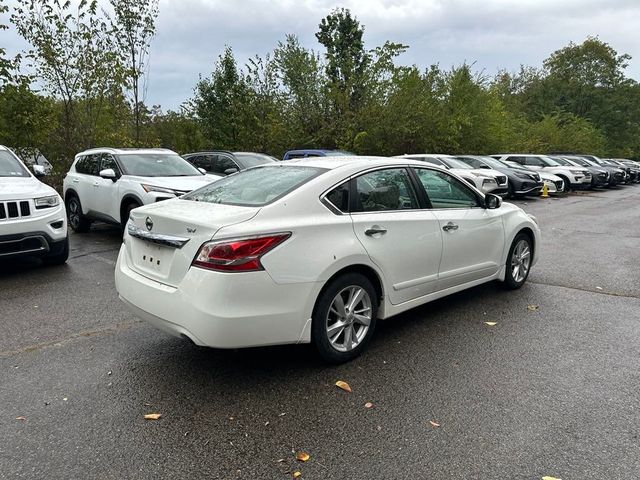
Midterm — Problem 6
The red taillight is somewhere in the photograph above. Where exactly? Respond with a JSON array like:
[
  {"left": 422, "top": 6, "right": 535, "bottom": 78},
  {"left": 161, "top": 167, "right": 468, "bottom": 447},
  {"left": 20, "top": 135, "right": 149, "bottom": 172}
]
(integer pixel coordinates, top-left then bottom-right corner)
[{"left": 192, "top": 233, "right": 291, "bottom": 272}]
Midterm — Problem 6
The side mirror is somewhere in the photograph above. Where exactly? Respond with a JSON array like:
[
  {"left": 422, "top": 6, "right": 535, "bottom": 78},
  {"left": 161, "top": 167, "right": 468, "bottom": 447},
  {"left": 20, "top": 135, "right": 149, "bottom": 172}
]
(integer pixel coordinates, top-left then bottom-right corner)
[
  {"left": 485, "top": 193, "right": 502, "bottom": 209},
  {"left": 198, "top": 167, "right": 206, "bottom": 174},
  {"left": 224, "top": 167, "right": 239, "bottom": 175},
  {"left": 99, "top": 168, "right": 117, "bottom": 182},
  {"left": 33, "top": 164, "right": 46, "bottom": 177}
]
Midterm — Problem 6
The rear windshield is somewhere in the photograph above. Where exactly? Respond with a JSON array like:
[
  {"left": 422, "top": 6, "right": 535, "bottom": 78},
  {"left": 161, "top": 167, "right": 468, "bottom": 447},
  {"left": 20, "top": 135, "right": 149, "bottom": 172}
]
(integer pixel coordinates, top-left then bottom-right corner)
[
  {"left": 118, "top": 153, "right": 202, "bottom": 177},
  {"left": 182, "top": 165, "right": 326, "bottom": 206},
  {"left": 0, "top": 151, "right": 29, "bottom": 177}
]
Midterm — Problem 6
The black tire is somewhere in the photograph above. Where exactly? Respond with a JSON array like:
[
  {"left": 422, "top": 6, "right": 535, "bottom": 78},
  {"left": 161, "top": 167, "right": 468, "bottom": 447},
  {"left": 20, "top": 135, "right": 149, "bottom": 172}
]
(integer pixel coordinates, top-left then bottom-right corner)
[
  {"left": 43, "top": 237, "right": 69, "bottom": 266},
  {"left": 121, "top": 202, "right": 140, "bottom": 234},
  {"left": 312, "top": 273, "right": 378, "bottom": 364},
  {"left": 66, "top": 195, "right": 91, "bottom": 232},
  {"left": 502, "top": 233, "right": 533, "bottom": 290}
]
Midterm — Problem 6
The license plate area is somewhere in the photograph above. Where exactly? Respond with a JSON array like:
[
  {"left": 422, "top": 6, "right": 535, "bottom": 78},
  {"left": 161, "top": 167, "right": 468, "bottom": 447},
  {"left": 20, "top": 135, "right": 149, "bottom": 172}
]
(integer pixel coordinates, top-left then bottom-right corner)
[{"left": 131, "top": 238, "right": 174, "bottom": 278}]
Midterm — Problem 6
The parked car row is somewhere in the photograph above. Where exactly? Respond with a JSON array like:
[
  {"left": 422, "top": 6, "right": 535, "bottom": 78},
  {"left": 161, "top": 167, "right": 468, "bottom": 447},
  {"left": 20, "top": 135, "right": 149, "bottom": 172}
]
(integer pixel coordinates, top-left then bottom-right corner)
[{"left": 2, "top": 144, "right": 639, "bottom": 363}]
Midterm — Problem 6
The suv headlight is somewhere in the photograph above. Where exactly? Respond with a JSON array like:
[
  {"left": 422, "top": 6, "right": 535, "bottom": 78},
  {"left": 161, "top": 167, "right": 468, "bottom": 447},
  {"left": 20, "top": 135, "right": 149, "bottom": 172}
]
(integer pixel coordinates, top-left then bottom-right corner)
[
  {"left": 141, "top": 184, "right": 180, "bottom": 195},
  {"left": 34, "top": 195, "right": 60, "bottom": 209}
]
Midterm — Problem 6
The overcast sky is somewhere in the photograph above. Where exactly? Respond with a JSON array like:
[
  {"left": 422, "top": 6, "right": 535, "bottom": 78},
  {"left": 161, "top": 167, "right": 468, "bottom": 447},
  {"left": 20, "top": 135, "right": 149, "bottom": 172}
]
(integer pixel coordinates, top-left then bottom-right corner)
[{"left": 3, "top": 0, "right": 640, "bottom": 110}]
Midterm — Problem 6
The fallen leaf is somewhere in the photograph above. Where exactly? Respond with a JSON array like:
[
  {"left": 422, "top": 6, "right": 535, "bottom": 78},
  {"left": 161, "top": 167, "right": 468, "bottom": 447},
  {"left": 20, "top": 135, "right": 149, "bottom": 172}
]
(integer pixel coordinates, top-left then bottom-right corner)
[
  {"left": 264, "top": 421, "right": 270, "bottom": 426},
  {"left": 542, "top": 477, "right": 561, "bottom": 480},
  {"left": 335, "top": 380, "right": 352, "bottom": 393},
  {"left": 16, "top": 416, "right": 26, "bottom": 421},
  {"left": 296, "top": 452, "right": 310, "bottom": 462},
  {"left": 292, "top": 472, "right": 302, "bottom": 478},
  {"left": 144, "top": 413, "right": 162, "bottom": 420},
  {"left": 364, "top": 402, "right": 374, "bottom": 409},
  {"left": 62, "top": 397, "right": 68, "bottom": 401},
  {"left": 595, "top": 286, "right": 603, "bottom": 290},
  {"left": 527, "top": 304, "right": 539, "bottom": 311},
  {"left": 429, "top": 420, "right": 441, "bottom": 428},
  {"left": 277, "top": 459, "right": 285, "bottom": 463},
  {"left": 484, "top": 321, "right": 497, "bottom": 326}
]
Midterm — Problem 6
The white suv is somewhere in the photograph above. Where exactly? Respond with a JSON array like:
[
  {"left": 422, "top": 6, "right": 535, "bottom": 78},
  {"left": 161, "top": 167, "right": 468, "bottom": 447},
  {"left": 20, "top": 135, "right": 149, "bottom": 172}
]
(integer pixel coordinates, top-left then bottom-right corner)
[
  {"left": 492, "top": 154, "right": 592, "bottom": 191},
  {"left": 0, "top": 145, "right": 68, "bottom": 264},
  {"left": 63, "top": 148, "right": 221, "bottom": 232}
]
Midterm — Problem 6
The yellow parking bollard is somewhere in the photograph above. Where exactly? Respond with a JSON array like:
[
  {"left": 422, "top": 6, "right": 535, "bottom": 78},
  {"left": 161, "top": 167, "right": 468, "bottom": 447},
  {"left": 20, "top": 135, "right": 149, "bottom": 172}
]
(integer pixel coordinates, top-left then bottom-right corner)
[{"left": 541, "top": 183, "right": 549, "bottom": 198}]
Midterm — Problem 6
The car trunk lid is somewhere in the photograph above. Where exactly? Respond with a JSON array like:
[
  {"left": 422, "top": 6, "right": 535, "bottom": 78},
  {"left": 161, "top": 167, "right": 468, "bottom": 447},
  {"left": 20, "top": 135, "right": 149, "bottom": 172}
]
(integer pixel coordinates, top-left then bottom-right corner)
[{"left": 126, "top": 199, "right": 260, "bottom": 286}]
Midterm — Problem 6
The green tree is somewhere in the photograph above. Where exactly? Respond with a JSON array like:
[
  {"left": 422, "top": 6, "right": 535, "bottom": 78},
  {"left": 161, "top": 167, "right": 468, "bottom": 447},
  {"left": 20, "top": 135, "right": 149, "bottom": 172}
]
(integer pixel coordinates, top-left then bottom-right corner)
[
  {"left": 109, "top": 0, "right": 159, "bottom": 145},
  {"left": 316, "top": 8, "right": 369, "bottom": 112},
  {"left": 192, "top": 47, "right": 251, "bottom": 149},
  {"left": 12, "top": 0, "right": 125, "bottom": 166}
]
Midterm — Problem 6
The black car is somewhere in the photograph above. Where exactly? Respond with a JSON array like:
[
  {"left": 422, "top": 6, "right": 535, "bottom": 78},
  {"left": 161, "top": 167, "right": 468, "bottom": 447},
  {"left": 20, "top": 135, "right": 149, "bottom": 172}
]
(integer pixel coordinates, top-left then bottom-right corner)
[
  {"left": 614, "top": 159, "right": 640, "bottom": 183},
  {"left": 183, "top": 151, "right": 277, "bottom": 176},
  {"left": 603, "top": 159, "right": 638, "bottom": 183},
  {"left": 455, "top": 155, "right": 544, "bottom": 198},
  {"left": 547, "top": 155, "right": 609, "bottom": 188},
  {"left": 561, "top": 155, "right": 625, "bottom": 187}
]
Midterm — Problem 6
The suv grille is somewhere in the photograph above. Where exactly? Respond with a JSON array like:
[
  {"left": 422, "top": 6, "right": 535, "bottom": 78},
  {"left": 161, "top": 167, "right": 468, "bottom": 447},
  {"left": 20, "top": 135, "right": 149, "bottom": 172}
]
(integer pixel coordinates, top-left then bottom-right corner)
[
  {"left": 554, "top": 180, "right": 564, "bottom": 190},
  {"left": 496, "top": 175, "right": 507, "bottom": 185},
  {"left": 0, "top": 201, "right": 31, "bottom": 220}
]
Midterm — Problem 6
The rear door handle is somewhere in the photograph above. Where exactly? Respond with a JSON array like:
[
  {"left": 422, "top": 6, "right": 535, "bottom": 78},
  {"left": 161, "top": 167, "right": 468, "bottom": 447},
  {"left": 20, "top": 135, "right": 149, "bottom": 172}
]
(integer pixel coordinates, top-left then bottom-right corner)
[
  {"left": 72, "top": 179, "right": 79, "bottom": 183},
  {"left": 442, "top": 222, "right": 458, "bottom": 232},
  {"left": 93, "top": 181, "right": 99, "bottom": 187},
  {"left": 365, "top": 226, "right": 387, "bottom": 236}
]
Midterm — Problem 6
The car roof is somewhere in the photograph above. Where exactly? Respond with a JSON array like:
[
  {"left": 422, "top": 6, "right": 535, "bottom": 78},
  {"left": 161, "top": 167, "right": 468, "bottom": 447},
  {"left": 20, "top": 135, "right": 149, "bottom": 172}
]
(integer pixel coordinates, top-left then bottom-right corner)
[
  {"left": 183, "top": 150, "right": 234, "bottom": 156},
  {"left": 274, "top": 155, "right": 444, "bottom": 170},
  {"left": 0, "top": 145, "right": 9, "bottom": 151},
  {"left": 397, "top": 153, "right": 455, "bottom": 158},
  {"left": 76, "top": 147, "right": 177, "bottom": 156},
  {"left": 284, "top": 149, "right": 351, "bottom": 155}
]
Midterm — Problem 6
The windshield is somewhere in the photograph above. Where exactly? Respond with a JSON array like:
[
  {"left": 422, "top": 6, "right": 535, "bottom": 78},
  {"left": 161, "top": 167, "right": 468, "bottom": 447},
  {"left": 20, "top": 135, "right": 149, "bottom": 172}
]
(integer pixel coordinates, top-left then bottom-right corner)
[
  {"left": 548, "top": 156, "right": 572, "bottom": 166},
  {"left": 440, "top": 157, "right": 473, "bottom": 169},
  {"left": 118, "top": 153, "right": 202, "bottom": 177},
  {"left": 564, "top": 156, "right": 588, "bottom": 166},
  {"left": 234, "top": 153, "right": 277, "bottom": 168},
  {"left": 182, "top": 165, "right": 326, "bottom": 206},
  {"left": 479, "top": 156, "right": 511, "bottom": 169},
  {"left": 540, "top": 156, "right": 561, "bottom": 166},
  {"left": 0, "top": 151, "right": 30, "bottom": 177}
]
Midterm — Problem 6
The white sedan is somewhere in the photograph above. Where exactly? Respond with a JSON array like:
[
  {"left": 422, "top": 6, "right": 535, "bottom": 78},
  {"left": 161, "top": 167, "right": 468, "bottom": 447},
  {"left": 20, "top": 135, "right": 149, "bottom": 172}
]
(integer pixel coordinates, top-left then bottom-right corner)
[{"left": 115, "top": 157, "right": 540, "bottom": 363}]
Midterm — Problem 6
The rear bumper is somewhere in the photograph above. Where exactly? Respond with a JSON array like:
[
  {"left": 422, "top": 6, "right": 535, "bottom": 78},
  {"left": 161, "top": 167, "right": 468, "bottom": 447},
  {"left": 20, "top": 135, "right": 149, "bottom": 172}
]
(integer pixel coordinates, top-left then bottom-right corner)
[{"left": 115, "top": 244, "right": 319, "bottom": 348}]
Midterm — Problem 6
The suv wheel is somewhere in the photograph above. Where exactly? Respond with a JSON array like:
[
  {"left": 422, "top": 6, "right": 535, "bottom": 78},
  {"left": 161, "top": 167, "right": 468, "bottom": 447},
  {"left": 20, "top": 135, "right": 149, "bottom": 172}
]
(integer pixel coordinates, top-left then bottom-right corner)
[
  {"left": 66, "top": 195, "right": 91, "bottom": 232},
  {"left": 121, "top": 202, "right": 140, "bottom": 233}
]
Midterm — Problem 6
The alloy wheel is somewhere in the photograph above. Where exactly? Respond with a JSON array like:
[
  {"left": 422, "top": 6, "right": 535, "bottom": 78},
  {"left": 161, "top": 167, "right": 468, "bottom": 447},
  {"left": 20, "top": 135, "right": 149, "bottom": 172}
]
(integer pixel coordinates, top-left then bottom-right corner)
[
  {"left": 68, "top": 198, "right": 80, "bottom": 229},
  {"left": 510, "top": 239, "right": 531, "bottom": 283},
  {"left": 326, "top": 285, "right": 372, "bottom": 352}
]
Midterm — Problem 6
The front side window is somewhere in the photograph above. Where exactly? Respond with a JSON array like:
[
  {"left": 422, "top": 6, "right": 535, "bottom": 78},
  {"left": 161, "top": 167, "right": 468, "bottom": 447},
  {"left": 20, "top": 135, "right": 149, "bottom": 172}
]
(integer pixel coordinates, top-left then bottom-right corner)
[
  {"left": 117, "top": 153, "right": 202, "bottom": 177},
  {"left": 414, "top": 168, "right": 480, "bottom": 209},
  {"left": 191, "top": 155, "right": 212, "bottom": 171},
  {"left": 353, "top": 168, "right": 418, "bottom": 212},
  {"left": 212, "top": 155, "right": 239, "bottom": 175},
  {"left": 183, "top": 165, "right": 326, "bottom": 206},
  {"left": 0, "top": 151, "right": 29, "bottom": 177},
  {"left": 100, "top": 154, "right": 120, "bottom": 174}
]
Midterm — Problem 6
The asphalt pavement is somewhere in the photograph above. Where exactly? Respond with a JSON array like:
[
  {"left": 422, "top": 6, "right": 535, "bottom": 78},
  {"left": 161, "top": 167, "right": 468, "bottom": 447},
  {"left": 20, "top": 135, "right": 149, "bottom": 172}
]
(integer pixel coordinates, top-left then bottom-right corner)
[{"left": 1, "top": 187, "right": 639, "bottom": 479}]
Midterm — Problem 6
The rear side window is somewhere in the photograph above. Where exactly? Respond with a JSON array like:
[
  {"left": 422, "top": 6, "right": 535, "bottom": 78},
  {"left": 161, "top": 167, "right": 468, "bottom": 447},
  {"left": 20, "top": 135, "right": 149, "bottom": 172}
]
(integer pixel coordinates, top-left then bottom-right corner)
[
  {"left": 353, "top": 168, "right": 418, "bottom": 212},
  {"left": 75, "top": 155, "right": 100, "bottom": 175},
  {"left": 325, "top": 182, "right": 350, "bottom": 213},
  {"left": 183, "top": 165, "right": 326, "bottom": 206}
]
